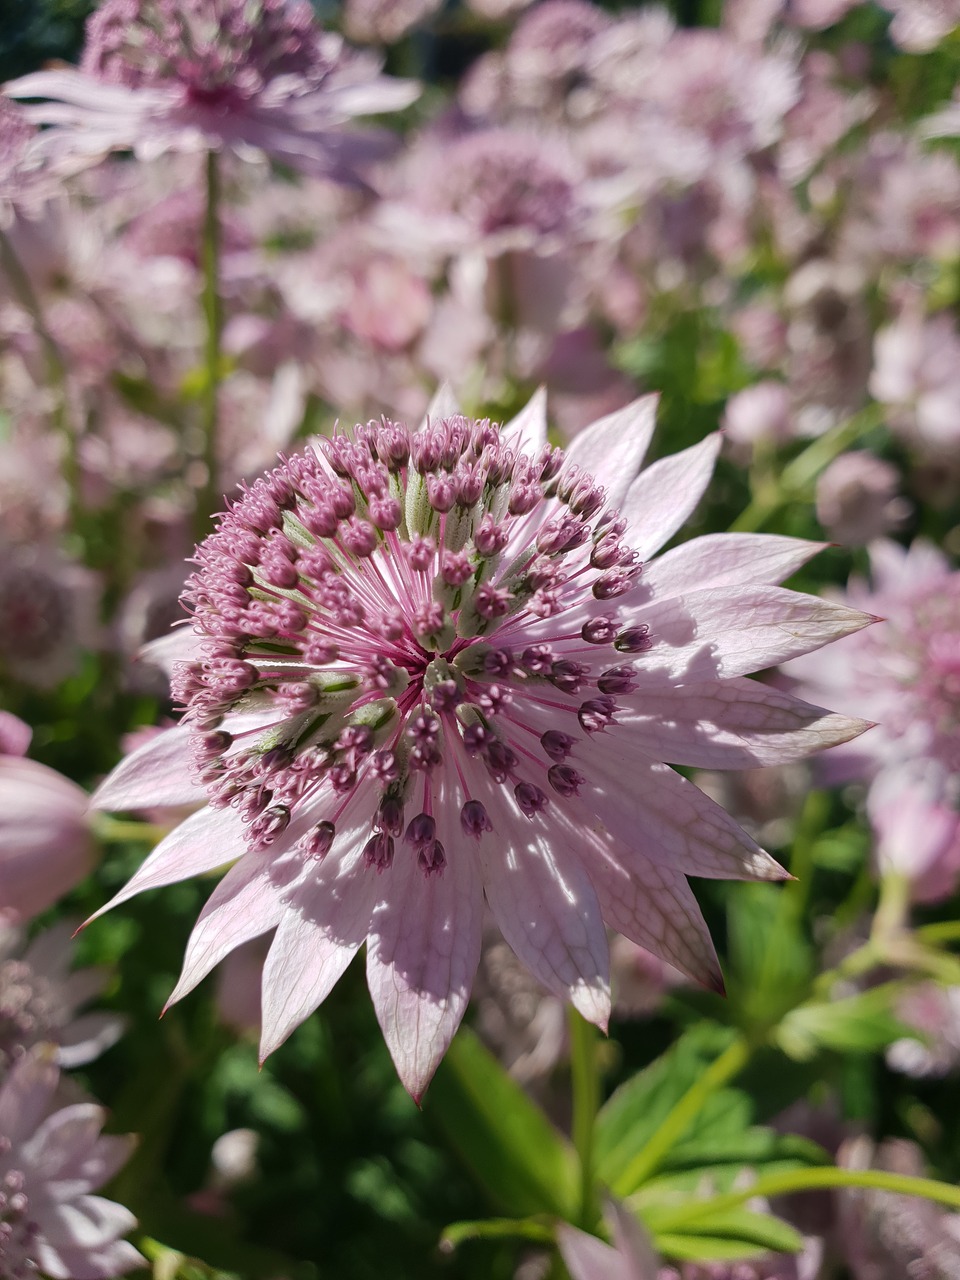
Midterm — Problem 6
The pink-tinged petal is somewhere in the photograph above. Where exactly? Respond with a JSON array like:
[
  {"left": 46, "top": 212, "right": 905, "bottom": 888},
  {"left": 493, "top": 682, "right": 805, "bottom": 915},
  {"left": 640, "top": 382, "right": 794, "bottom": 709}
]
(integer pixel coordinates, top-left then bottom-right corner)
[
  {"left": 164, "top": 849, "right": 297, "bottom": 1008},
  {"left": 85, "top": 805, "right": 246, "bottom": 924},
  {"left": 557, "top": 1226, "right": 632, "bottom": 1280},
  {"left": 0, "top": 1046, "right": 59, "bottom": 1146},
  {"left": 90, "top": 726, "right": 201, "bottom": 812},
  {"left": 618, "top": 677, "right": 873, "bottom": 769},
  {"left": 60, "top": 1134, "right": 137, "bottom": 1196},
  {"left": 562, "top": 396, "right": 659, "bottom": 510},
  {"left": 640, "top": 533, "right": 826, "bottom": 600},
  {"left": 419, "top": 381, "right": 460, "bottom": 429},
  {"left": 258, "top": 845, "right": 378, "bottom": 1059},
  {"left": 35, "top": 1196, "right": 136, "bottom": 1251},
  {"left": 621, "top": 432, "right": 722, "bottom": 560},
  {"left": 573, "top": 748, "right": 786, "bottom": 882},
  {"left": 0, "top": 709, "right": 32, "bottom": 757},
  {"left": 56, "top": 1013, "right": 126, "bottom": 1070},
  {"left": 366, "top": 815, "right": 483, "bottom": 1101},
  {"left": 23, "top": 1104, "right": 108, "bottom": 1183},
  {"left": 4, "top": 69, "right": 160, "bottom": 111},
  {"left": 33, "top": 1237, "right": 145, "bottom": 1280},
  {"left": 138, "top": 624, "right": 203, "bottom": 675},
  {"left": 582, "top": 836, "right": 723, "bottom": 992},
  {"left": 477, "top": 786, "right": 611, "bottom": 1028},
  {"left": 607, "top": 1199, "right": 661, "bottom": 1278},
  {"left": 502, "top": 386, "right": 548, "bottom": 456},
  {"left": 637, "top": 585, "right": 875, "bottom": 681}
]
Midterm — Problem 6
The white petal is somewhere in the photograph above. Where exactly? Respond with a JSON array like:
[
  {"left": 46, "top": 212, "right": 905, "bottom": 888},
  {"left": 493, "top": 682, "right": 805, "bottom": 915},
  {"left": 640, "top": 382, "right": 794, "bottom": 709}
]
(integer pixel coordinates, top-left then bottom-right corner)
[
  {"left": 562, "top": 396, "right": 659, "bottom": 510},
  {"left": 366, "top": 820, "right": 482, "bottom": 1101},
  {"left": 639, "top": 533, "right": 825, "bottom": 600},
  {"left": 617, "top": 677, "right": 873, "bottom": 769},
  {"left": 85, "top": 805, "right": 246, "bottom": 924},
  {"left": 501, "top": 386, "right": 548, "bottom": 455},
  {"left": 90, "top": 727, "right": 201, "bottom": 812},
  {"left": 419, "top": 382, "right": 461, "bottom": 430},
  {"left": 636, "top": 584, "right": 876, "bottom": 681},
  {"left": 621, "top": 433, "right": 721, "bottom": 560}
]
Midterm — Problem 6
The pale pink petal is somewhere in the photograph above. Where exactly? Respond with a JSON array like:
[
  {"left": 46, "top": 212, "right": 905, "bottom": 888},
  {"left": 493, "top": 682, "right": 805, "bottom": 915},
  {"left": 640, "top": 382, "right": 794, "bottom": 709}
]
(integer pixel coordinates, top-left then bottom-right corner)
[
  {"left": 258, "top": 846, "right": 378, "bottom": 1058},
  {"left": 557, "top": 1227, "right": 634, "bottom": 1280},
  {"left": 56, "top": 1014, "right": 126, "bottom": 1069},
  {"left": 573, "top": 749, "right": 786, "bottom": 881},
  {"left": 582, "top": 836, "right": 723, "bottom": 991},
  {"left": 366, "top": 818, "right": 483, "bottom": 1100},
  {"left": 138, "top": 625, "right": 203, "bottom": 675},
  {"left": 56, "top": 1134, "right": 137, "bottom": 1195},
  {"left": 618, "top": 677, "right": 872, "bottom": 768},
  {"left": 164, "top": 849, "right": 298, "bottom": 1007},
  {"left": 24, "top": 1105, "right": 111, "bottom": 1185},
  {"left": 637, "top": 585, "right": 875, "bottom": 681},
  {"left": 0, "top": 1048, "right": 59, "bottom": 1146},
  {"left": 607, "top": 1199, "right": 661, "bottom": 1279},
  {"left": 640, "top": 533, "right": 826, "bottom": 599},
  {"left": 621, "top": 432, "right": 722, "bottom": 560},
  {"left": 478, "top": 787, "right": 611, "bottom": 1027},
  {"left": 419, "top": 381, "right": 461, "bottom": 429},
  {"left": 85, "top": 805, "right": 246, "bottom": 924},
  {"left": 90, "top": 727, "right": 202, "bottom": 812},
  {"left": 562, "top": 396, "right": 659, "bottom": 510},
  {"left": 501, "top": 385, "right": 548, "bottom": 456},
  {"left": 37, "top": 1197, "right": 136, "bottom": 1251},
  {"left": 33, "top": 1237, "right": 145, "bottom": 1280}
]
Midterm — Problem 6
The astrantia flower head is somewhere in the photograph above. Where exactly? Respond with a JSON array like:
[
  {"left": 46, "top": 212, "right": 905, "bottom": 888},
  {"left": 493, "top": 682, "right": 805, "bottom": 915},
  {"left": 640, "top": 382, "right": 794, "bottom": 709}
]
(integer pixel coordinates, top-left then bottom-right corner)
[
  {"left": 91, "top": 391, "right": 873, "bottom": 1097},
  {"left": 0, "top": 1048, "right": 143, "bottom": 1279},
  {"left": 4, "top": 0, "right": 418, "bottom": 179}
]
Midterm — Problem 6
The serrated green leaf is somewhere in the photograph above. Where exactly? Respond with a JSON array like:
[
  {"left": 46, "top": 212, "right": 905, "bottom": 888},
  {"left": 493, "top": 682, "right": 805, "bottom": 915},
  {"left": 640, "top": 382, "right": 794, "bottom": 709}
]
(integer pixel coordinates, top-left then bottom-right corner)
[
  {"left": 426, "top": 1028, "right": 578, "bottom": 1218},
  {"left": 777, "top": 986, "right": 908, "bottom": 1060},
  {"left": 594, "top": 1024, "right": 736, "bottom": 1185}
]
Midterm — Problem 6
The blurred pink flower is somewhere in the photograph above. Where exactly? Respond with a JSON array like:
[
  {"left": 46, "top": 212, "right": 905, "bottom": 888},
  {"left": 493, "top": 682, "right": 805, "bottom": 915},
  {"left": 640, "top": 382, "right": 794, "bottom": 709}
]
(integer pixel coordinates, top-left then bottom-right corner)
[
  {"left": 723, "top": 382, "right": 793, "bottom": 452},
  {"left": 343, "top": 0, "right": 443, "bottom": 44},
  {"left": 877, "top": 0, "right": 960, "bottom": 52},
  {"left": 558, "top": 1197, "right": 660, "bottom": 1280},
  {"left": 0, "top": 98, "right": 51, "bottom": 226},
  {"left": 89, "top": 391, "right": 871, "bottom": 1097},
  {"left": 814, "top": 452, "right": 909, "bottom": 547},
  {"left": 0, "top": 1047, "right": 143, "bottom": 1279},
  {"left": 870, "top": 307, "right": 960, "bottom": 458},
  {"left": 0, "top": 545, "right": 101, "bottom": 689},
  {"left": 0, "top": 712, "right": 31, "bottom": 759},
  {"left": 0, "top": 920, "right": 125, "bottom": 1071},
  {"left": 4, "top": 0, "right": 418, "bottom": 180},
  {"left": 867, "top": 762, "right": 960, "bottom": 903},
  {"left": 0, "top": 754, "right": 96, "bottom": 924},
  {"left": 887, "top": 984, "right": 960, "bottom": 1078}
]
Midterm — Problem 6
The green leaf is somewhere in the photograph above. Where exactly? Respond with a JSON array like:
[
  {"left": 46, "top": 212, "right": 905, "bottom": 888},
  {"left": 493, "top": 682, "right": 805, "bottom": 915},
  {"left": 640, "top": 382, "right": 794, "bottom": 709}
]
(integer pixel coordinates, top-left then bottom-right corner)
[
  {"left": 649, "top": 1207, "right": 803, "bottom": 1260},
  {"left": 426, "top": 1028, "right": 578, "bottom": 1218},
  {"left": 645, "top": 1129, "right": 829, "bottom": 1196},
  {"left": 776, "top": 986, "right": 908, "bottom": 1060},
  {"left": 594, "top": 1023, "right": 736, "bottom": 1185}
]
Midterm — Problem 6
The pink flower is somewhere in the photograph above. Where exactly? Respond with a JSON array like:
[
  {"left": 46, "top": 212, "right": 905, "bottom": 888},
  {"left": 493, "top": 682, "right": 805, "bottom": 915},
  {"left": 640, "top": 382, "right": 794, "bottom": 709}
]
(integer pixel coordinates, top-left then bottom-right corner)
[
  {"left": 814, "top": 452, "right": 908, "bottom": 548},
  {"left": 558, "top": 1196, "right": 660, "bottom": 1280},
  {"left": 0, "top": 1047, "right": 143, "bottom": 1279},
  {"left": 0, "top": 757, "right": 95, "bottom": 925},
  {"left": 4, "top": 0, "right": 418, "bottom": 180},
  {"left": 0, "top": 99, "right": 51, "bottom": 226},
  {"left": 870, "top": 308, "right": 960, "bottom": 458},
  {"left": 89, "top": 392, "right": 872, "bottom": 1097},
  {"left": 0, "top": 920, "right": 126, "bottom": 1070}
]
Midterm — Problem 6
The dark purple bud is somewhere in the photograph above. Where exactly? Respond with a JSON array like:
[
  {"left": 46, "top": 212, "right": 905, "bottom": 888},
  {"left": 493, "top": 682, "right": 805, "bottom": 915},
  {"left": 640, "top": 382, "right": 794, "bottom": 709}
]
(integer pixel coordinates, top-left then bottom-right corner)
[
  {"left": 549, "top": 660, "right": 588, "bottom": 694},
  {"left": 540, "top": 730, "right": 577, "bottom": 762},
  {"left": 363, "top": 832, "right": 395, "bottom": 872},
  {"left": 615, "top": 625, "right": 653, "bottom": 653},
  {"left": 342, "top": 517, "right": 378, "bottom": 557},
  {"left": 521, "top": 644, "right": 554, "bottom": 675},
  {"left": 330, "top": 484, "right": 356, "bottom": 519},
  {"left": 418, "top": 840, "right": 446, "bottom": 876},
  {"left": 461, "top": 799, "right": 493, "bottom": 837},
  {"left": 462, "top": 723, "right": 492, "bottom": 755},
  {"left": 370, "top": 749, "right": 399, "bottom": 781},
  {"left": 474, "top": 516, "right": 509, "bottom": 557},
  {"left": 581, "top": 615, "right": 618, "bottom": 644},
  {"left": 441, "top": 551, "right": 473, "bottom": 587},
  {"left": 427, "top": 474, "right": 457, "bottom": 513},
  {"left": 484, "top": 739, "right": 517, "bottom": 783},
  {"left": 404, "top": 812, "right": 436, "bottom": 847},
  {"left": 484, "top": 648, "right": 514, "bottom": 676},
  {"left": 547, "top": 764, "right": 584, "bottom": 797},
  {"left": 514, "top": 782, "right": 548, "bottom": 817},
  {"left": 300, "top": 820, "right": 335, "bottom": 859},
  {"left": 369, "top": 497, "right": 402, "bottom": 531},
  {"left": 598, "top": 665, "right": 637, "bottom": 695},
  {"left": 406, "top": 535, "right": 436, "bottom": 571},
  {"left": 376, "top": 795, "right": 405, "bottom": 837},
  {"left": 578, "top": 697, "right": 617, "bottom": 733},
  {"left": 249, "top": 804, "right": 291, "bottom": 847}
]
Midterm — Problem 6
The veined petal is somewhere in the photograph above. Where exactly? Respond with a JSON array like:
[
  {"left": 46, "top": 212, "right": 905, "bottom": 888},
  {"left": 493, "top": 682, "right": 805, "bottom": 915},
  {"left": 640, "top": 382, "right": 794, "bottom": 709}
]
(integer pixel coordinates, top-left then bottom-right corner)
[
  {"left": 640, "top": 533, "right": 826, "bottom": 600},
  {"left": 617, "top": 677, "right": 873, "bottom": 769},
  {"left": 90, "top": 727, "right": 201, "bottom": 812},
  {"left": 478, "top": 787, "right": 611, "bottom": 1029},
  {"left": 258, "top": 843, "right": 377, "bottom": 1059},
  {"left": 502, "top": 385, "right": 548, "bottom": 456},
  {"left": 85, "top": 805, "right": 246, "bottom": 924},
  {"left": 621, "top": 432, "right": 722, "bottom": 560},
  {"left": 419, "top": 381, "right": 460, "bottom": 429},
  {"left": 573, "top": 749, "right": 787, "bottom": 882},
  {"left": 164, "top": 850, "right": 296, "bottom": 1008},
  {"left": 562, "top": 396, "right": 658, "bottom": 510},
  {"left": 637, "top": 584, "right": 876, "bottom": 681},
  {"left": 581, "top": 835, "right": 723, "bottom": 991},
  {"left": 35, "top": 1237, "right": 146, "bottom": 1280},
  {"left": 366, "top": 811, "right": 482, "bottom": 1101}
]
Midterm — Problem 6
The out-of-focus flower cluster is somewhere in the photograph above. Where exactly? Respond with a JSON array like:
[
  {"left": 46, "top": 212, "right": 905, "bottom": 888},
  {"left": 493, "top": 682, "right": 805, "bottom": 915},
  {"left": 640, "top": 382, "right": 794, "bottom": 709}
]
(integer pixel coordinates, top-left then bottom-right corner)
[{"left": 2, "top": 0, "right": 960, "bottom": 1276}]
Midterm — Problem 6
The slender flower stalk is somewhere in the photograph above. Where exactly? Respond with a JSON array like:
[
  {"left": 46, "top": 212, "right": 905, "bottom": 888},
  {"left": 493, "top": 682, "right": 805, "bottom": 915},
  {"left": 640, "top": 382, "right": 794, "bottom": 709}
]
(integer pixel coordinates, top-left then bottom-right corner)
[
  {"left": 88, "top": 391, "right": 874, "bottom": 1097},
  {"left": 197, "top": 148, "right": 223, "bottom": 541},
  {"left": 568, "top": 1008, "right": 600, "bottom": 1228}
]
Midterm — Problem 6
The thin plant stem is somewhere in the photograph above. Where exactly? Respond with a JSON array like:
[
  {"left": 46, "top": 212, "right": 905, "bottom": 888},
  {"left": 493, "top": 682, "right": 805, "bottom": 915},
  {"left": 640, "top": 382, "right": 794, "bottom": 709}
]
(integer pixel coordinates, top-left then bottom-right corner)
[
  {"left": 568, "top": 1007, "right": 601, "bottom": 1228},
  {"left": 612, "top": 1033, "right": 751, "bottom": 1196},
  {"left": 729, "top": 406, "right": 883, "bottom": 533},
  {"left": 196, "top": 149, "right": 223, "bottom": 542},
  {"left": 0, "top": 225, "right": 83, "bottom": 528}
]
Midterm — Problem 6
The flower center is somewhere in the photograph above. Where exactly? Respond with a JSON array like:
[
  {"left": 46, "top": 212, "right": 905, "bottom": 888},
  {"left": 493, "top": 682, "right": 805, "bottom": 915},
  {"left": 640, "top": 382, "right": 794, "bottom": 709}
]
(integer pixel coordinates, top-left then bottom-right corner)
[
  {"left": 176, "top": 414, "right": 649, "bottom": 872},
  {"left": 0, "top": 1157, "right": 38, "bottom": 1278}
]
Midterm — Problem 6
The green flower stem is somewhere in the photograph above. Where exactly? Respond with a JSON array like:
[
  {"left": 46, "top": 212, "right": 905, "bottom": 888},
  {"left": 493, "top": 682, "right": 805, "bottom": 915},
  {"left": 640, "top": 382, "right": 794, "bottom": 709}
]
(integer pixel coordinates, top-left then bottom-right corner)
[
  {"left": 0, "top": 225, "right": 83, "bottom": 529},
  {"left": 729, "top": 405, "right": 883, "bottom": 533},
  {"left": 644, "top": 1165, "right": 960, "bottom": 1235},
  {"left": 568, "top": 1007, "right": 601, "bottom": 1228},
  {"left": 918, "top": 921, "right": 960, "bottom": 947},
  {"left": 93, "top": 815, "right": 168, "bottom": 845},
  {"left": 612, "top": 1033, "right": 752, "bottom": 1196},
  {"left": 440, "top": 1217, "right": 555, "bottom": 1250},
  {"left": 196, "top": 148, "right": 223, "bottom": 542}
]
